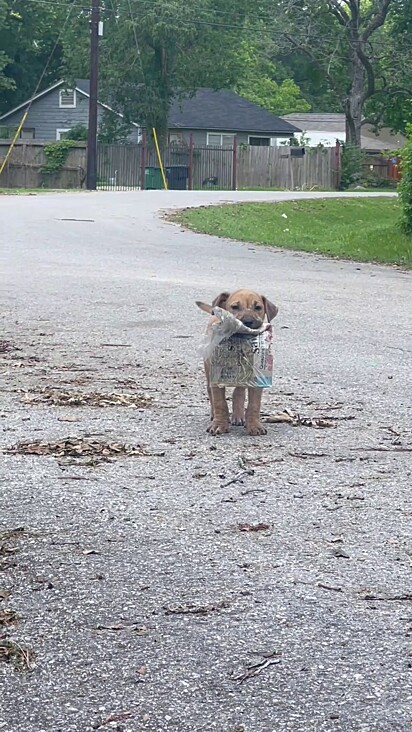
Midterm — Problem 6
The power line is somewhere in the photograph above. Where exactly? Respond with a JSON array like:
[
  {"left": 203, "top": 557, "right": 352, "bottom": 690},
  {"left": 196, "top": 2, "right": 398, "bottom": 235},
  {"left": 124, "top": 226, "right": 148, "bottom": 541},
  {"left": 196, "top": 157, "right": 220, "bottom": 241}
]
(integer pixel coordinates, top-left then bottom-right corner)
[{"left": 22, "top": 0, "right": 412, "bottom": 54}]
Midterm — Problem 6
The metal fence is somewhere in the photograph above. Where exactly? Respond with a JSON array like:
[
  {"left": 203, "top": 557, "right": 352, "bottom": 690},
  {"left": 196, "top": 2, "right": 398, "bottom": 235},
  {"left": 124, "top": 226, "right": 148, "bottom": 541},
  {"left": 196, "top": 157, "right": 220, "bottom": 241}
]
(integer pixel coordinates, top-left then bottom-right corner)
[
  {"left": 97, "top": 141, "right": 236, "bottom": 191},
  {"left": 96, "top": 140, "right": 343, "bottom": 191}
]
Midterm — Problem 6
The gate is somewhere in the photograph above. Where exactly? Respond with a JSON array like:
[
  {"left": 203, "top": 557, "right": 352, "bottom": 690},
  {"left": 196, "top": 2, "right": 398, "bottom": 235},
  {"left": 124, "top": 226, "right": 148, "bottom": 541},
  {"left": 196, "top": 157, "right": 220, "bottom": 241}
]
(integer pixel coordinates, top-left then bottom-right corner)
[
  {"left": 97, "top": 141, "right": 236, "bottom": 191},
  {"left": 97, "top": 143, "right": 142, "bottom": 190}
]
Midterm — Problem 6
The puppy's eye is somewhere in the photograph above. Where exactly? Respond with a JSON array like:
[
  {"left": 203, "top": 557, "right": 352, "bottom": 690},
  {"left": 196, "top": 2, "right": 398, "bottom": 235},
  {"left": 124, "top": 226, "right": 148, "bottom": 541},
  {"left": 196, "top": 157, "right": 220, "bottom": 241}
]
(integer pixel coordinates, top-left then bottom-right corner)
[
  {"left": 255, "top": 305, "right": 263, "bottom": 311},
  {"left": 231, "top": 304, "right": 240, "bottom": 311}
]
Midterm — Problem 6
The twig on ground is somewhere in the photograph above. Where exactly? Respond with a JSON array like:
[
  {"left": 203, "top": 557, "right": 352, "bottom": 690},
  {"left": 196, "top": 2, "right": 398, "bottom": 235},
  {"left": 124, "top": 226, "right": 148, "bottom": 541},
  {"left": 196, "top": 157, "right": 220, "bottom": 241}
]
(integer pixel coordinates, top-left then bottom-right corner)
[{"left": 230, "top": 651, "right": 281, "bottom": 684}]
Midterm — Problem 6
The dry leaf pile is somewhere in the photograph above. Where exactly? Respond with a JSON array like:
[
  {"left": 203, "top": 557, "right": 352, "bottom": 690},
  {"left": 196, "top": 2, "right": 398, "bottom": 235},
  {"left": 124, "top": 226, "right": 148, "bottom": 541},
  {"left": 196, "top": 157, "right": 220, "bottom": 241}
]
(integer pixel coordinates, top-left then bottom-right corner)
[
  {"left": 0, "top": 610, "right": 18, "bottom": 627},
  {"left": 264, "top": 408, "right": 336, "bottom": 428},
  {"left": 4, "top": 437, "right": 164, "bottom": 465},
  {"left": 0, "top": 639, "right": 33, "bottom": 671},
  {"left": 0, "top": 340, "right": 19, "bottom": 354},
  {"left": 22, "top": 388, "right": 152, "bottom": 408}
]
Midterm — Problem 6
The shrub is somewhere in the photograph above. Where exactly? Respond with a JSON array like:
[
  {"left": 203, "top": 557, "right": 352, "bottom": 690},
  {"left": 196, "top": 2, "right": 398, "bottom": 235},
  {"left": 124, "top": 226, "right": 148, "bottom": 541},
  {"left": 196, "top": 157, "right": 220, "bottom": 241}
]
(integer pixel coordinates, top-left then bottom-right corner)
[
  {"left": 398, "top": 125, "right": 412, "bottom": 235},
  {"left": 65, "top": 124, "right": 88, "bottom": 141},
  {"left": 340, "top": 144, "right": 363, "bottom": 189}
]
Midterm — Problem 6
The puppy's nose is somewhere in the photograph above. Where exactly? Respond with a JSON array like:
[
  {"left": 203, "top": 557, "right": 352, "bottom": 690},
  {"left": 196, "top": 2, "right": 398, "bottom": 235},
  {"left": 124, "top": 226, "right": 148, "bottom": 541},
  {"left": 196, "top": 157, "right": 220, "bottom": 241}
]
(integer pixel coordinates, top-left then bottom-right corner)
[{"left": 242, "top": 318, "right": 257, "bottom": 328}]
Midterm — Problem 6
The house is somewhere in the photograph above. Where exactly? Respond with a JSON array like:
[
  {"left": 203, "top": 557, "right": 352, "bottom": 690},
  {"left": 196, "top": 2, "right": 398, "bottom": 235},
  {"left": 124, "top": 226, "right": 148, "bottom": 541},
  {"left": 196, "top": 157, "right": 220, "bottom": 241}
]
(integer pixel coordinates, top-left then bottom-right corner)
[
  {"left": 0, "top": 82, "right": 300, "bottom": 147},
  {"left": 167, "top": 88, "right": 301, "bottom": 146},
  {"left": 282, "top": 113, "right": 407, "bottom": 152},
  {"left": 0, "top": 79, "right": 141, "bottom": 142}
]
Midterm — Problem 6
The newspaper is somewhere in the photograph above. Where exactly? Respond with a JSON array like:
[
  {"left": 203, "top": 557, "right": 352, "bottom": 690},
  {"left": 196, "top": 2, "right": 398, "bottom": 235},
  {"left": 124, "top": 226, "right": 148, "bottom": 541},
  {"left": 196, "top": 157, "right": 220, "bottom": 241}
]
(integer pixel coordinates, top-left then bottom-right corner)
[{"left": 200, "top": 306, "right": 273, "bottom": 388}]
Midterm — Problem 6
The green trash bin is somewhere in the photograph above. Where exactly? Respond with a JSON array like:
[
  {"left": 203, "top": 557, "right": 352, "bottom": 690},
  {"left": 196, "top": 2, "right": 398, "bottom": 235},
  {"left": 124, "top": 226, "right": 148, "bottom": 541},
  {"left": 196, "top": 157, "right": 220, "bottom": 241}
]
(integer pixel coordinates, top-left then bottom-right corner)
[{"left": 145, "top": 166, "right": 163, "bottom": 190}]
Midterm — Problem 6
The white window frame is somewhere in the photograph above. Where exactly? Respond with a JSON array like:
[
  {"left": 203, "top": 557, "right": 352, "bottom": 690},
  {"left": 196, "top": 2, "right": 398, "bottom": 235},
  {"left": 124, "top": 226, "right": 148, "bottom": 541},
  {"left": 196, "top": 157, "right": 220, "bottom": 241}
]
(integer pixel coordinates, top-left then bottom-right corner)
[
  {"left": 56, "top": 128, "right": 70, "bottom": 140},
  {"left": 248, "top": 135, "right": 271, "bottom": 146},
  {"left": 59, "top": 89, "right": 77, "bottom": 108},
  {"left": 206, "top": 132, "right": 235, "bottom": 147}
]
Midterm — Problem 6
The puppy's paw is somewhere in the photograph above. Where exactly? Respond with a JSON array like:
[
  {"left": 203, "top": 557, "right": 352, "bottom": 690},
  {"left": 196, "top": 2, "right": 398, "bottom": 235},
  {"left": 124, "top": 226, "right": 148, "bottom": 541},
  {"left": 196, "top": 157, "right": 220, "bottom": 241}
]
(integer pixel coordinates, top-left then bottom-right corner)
[
  {"left": 207, "top": 420, "right": 230, "bottom": 435},
  {"left": 231, "top": 411, "right": 245, "bottom": 426},
  {"left": 246, "top": 420, "right": 267, "bottom": 436}
]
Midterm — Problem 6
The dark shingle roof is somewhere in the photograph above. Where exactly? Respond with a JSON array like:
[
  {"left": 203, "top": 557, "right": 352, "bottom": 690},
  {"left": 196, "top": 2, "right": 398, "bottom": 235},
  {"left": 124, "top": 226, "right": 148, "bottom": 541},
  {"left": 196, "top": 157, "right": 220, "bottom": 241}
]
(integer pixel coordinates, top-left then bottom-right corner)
[
  {"left": 168, "top": 89, "right": 301, "bottom": 135},
  {"left": 75, "top": 79, "right": 90, "bottom": 95}
]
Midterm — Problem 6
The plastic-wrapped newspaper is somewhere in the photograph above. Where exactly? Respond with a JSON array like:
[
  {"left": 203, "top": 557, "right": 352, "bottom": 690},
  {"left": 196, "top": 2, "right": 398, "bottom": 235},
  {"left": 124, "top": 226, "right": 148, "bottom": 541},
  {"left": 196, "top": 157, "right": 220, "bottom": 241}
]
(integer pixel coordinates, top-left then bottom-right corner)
[{"left": 198, "top": 304, "right": 273, "bottom": 388}]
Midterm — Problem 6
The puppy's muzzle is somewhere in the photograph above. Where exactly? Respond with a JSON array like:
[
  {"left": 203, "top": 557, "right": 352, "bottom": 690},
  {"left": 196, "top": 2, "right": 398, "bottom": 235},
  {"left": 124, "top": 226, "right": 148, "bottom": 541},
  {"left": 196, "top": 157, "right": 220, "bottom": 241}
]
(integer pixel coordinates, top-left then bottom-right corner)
[{"left": 240, "top": 316, "right": 262, "bottom": 329}]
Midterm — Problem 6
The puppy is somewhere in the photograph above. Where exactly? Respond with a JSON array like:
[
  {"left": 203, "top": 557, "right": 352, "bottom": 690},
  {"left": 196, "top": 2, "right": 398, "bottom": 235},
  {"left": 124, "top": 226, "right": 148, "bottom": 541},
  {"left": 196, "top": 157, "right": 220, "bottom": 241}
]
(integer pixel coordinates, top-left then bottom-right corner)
[{"left": 199, "top": 289, "right": 278, "bottom": 436}]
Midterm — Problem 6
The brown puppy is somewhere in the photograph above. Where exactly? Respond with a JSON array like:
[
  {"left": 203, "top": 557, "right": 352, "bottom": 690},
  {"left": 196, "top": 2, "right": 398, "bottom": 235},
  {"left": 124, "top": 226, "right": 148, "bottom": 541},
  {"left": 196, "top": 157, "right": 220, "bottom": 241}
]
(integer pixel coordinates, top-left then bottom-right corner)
[{"left": 202, "top": 289, "right": 278, "bottom": 436}]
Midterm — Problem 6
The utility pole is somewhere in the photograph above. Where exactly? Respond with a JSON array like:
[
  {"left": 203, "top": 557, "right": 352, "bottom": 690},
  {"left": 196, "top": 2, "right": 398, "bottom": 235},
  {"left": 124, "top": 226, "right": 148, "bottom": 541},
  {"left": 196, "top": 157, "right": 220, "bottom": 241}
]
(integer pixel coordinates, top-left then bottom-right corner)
[{"left": 86, "top": 0, "right": 100, "bottom": 190}]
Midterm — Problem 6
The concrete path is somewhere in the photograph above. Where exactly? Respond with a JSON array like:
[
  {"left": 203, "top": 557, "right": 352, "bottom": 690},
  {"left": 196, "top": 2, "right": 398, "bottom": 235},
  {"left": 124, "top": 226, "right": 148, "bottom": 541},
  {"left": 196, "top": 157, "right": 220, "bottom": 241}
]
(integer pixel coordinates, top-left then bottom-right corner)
[{"left": 1, "top": 190, "right": 411, "bottom": 732}]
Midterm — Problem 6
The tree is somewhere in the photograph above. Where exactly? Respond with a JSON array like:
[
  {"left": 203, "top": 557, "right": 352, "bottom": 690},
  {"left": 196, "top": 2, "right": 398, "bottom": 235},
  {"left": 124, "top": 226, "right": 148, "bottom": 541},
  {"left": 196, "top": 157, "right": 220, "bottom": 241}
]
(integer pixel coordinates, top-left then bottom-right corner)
[
  {"left": 63, "top": 0, "right": 252, "bottom": 144},
  {"left": 0, "top": 0, "right": 69, "bottom": 115},
  {"left": 233, "top": 39, "right": 310, "bottom": 115},
  {"left": 271, "top": 0, "right": 410, "bottom": 146}
]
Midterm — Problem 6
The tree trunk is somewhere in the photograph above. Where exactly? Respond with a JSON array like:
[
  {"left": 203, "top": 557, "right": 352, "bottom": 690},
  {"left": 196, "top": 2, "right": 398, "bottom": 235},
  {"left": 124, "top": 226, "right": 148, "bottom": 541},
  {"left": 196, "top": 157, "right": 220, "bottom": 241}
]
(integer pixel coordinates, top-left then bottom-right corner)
[{"left": 345, "top": 52, "right": 365, "bottom": 147}]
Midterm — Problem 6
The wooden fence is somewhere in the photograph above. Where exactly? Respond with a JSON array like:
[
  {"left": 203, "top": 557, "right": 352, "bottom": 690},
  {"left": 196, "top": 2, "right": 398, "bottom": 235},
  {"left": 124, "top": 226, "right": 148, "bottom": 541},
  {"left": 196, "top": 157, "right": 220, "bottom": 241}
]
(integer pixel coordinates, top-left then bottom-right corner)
[
  {"left": 237, "top": 145, "right": 340, "bottom": 189},
  {"left": 0, "top": 141, "right": 86, "bottom": 188},
  {"left": 1, "top": 139, "right": 399, "bottom": 191}
]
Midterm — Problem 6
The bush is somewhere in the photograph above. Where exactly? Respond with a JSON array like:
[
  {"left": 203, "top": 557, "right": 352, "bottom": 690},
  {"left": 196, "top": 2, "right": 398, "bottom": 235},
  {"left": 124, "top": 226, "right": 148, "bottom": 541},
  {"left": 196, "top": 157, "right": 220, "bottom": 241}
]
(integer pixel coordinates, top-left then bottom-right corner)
[
  {"left": 65, "top": 124, "right": 88, "bottom": 141},
  {"left": 40, "top": 139, "right": 79, "bottom": 177},
  {"left": 361, "top": 173, "right": 397, "bottom": 189},
  {"left": 340, "top": 144, "right": 363, "bottom": 189},
  {"left": 398, "top": 125, "right": 412, "bottom": 235}
]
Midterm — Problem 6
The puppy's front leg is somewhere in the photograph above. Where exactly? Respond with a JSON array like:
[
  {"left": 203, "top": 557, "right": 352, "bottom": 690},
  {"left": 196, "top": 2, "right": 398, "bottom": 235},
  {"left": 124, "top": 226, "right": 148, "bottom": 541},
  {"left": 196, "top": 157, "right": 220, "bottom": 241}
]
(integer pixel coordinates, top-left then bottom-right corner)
[
  {"left": 232, "top": 387, "right": 246, "bottom": 425},
  {"left": 245, "top": 388, "right": 267, "bottom": 435},
  {"left": 208, "top": 386, "right": 230, "bottom": 435}
]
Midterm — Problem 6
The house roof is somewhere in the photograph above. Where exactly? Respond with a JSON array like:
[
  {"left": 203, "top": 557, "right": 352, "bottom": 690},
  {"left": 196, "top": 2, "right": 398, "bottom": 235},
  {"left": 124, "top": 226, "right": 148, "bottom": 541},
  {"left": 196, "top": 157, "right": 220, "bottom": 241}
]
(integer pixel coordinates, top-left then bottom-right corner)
[
  {"left": 169, "top": 89, "right": 301, "bottom": 135},
  {"left": 0, "top": 80, "right": 300, "bottom": 137},
  {"left": 284, "top": 112, "right": 406, "bottom": 151},
  {"left": 0, "top": 79, "right": 138, "bottom": 128}
]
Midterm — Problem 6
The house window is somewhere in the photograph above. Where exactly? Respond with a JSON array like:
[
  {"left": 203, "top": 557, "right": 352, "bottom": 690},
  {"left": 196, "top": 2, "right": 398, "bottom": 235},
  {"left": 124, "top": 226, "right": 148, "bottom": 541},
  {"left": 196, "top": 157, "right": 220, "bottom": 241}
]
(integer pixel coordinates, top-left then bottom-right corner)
[
  {"left": 56, "top": 128, "right": 70, "bottom": 140},
  {"left": 59, "top": 89, "right": 76, "bottom": 108},
  {"left": 169, "top": 132, "right": 184, "bottom": 145},
  {"left": 207, "top": 132, "right": 234, "bottom": 147},
  {"left": 248, "top": 136, "right": 270, "bottom": 146},
  {"left": 20, "top": 128, "right": 35, "bottom": 139}
]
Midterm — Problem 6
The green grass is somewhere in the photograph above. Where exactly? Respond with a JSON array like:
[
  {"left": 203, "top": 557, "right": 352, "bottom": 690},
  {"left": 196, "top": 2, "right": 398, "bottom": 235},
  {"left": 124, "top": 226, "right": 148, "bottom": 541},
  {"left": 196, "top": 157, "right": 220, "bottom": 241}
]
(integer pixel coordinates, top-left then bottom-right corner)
[
  {"left": 177, "top": 196, "right": 411, "bottom": 268},
  {"left": 0, "top": 188, "right": 80, "bottom": 195}
]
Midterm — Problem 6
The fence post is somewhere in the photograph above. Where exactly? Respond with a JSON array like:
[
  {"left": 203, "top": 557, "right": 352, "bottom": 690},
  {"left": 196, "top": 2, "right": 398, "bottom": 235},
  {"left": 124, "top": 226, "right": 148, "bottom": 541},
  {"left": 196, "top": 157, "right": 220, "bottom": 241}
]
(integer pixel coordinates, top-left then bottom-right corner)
[
  {"left": 334, "top": 140, "right": 341, "bottom": 189},
  {"left": 232, "top": 136, "right": 237, "bottom": 190},
  {"left": 140, "top": 131, "right": 147, "bottom": 190},
  {"left": 188, "top": 134, "right": 194, "bottom": 190}
]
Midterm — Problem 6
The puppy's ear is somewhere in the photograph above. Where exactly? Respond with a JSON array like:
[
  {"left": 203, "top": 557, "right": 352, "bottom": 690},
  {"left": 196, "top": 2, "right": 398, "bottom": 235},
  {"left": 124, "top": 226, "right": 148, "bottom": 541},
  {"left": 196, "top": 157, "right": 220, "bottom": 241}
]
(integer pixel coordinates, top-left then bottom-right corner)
[
  {"left": 212, "top": 292, "right": 230, "bottom": 309},
  {"left": 261, "top": 296, "right": 278, "bottom": 322},
  {"left": 195, "top": 301, "right": 213, "bottom": 314}
]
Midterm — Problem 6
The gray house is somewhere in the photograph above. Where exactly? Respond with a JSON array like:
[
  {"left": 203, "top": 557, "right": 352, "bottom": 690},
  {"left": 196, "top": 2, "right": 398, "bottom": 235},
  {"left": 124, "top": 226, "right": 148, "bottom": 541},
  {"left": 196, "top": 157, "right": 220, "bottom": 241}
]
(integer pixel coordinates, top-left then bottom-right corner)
[
  {"left": 0, "top": 79, "right": 141, "bottom": 142},
  {"left": 167, "top": 88, "right": 301, "bottom": 146},
  {"left": 0, "top": 82, "right": 300, "bottom": 146}
]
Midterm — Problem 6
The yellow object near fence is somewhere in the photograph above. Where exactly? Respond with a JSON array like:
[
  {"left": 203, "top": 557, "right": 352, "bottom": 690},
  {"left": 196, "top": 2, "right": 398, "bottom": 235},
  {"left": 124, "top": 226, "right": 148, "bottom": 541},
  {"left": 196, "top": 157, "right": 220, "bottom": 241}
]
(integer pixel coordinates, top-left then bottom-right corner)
[
  {"left": 152, "top": 127, "right": 168, "bottom": 190},
  {"left": 0, "top": 109, "right": 29, "bottom": 177}
]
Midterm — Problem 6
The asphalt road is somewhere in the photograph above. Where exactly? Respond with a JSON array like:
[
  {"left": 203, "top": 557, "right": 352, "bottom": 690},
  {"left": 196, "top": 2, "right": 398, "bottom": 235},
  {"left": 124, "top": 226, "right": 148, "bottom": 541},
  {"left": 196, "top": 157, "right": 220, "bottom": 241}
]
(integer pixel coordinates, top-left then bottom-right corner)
[{"left": 1, "top": 190, "right": 411, "bottom": 732}]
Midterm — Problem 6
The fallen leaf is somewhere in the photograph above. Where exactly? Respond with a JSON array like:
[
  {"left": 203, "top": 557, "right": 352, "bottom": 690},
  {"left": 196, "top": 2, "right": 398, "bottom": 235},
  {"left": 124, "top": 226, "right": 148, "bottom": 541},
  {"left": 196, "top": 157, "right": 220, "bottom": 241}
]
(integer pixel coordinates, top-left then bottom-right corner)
[
  {"left": 0, "top": 609, "right": 18, "bottom": 626},
  {"left": 0, "top": 639, "right": 34, "bottom": 671},
  {"left": 164, "top": 600, "right": 230, "bottom": 616},
  {"left": 238, "top": 523, "right": 271, "bottom": 532}
]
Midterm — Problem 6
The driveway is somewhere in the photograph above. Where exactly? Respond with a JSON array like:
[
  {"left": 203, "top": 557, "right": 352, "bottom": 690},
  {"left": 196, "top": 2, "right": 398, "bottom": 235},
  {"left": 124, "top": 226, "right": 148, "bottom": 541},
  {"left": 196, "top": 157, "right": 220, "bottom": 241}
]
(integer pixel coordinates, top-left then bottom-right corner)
[{"left": 1, "top": 190, "right": 411, "bottom": 732}]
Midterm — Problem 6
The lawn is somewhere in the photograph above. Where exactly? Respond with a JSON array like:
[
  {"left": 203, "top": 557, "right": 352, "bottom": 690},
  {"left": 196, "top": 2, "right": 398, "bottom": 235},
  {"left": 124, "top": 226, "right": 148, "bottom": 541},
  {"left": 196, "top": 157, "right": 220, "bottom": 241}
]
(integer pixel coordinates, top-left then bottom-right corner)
[
  {"left": 0, "top": 188, "right": 79, "bottom": 195},
  {"left": 177, "top": 196, "right": 411, "bottom": 268}
]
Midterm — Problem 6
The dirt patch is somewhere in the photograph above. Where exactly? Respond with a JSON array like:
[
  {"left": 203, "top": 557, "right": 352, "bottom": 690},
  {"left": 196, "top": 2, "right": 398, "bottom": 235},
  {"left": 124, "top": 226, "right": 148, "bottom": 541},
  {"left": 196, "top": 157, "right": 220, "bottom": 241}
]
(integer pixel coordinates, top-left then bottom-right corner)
[
  {"left": 4, "top": 437, "right": 164, "bottom": 465},
  {"left": 22, "top": 388, "right": 153, "bottom": 408}
]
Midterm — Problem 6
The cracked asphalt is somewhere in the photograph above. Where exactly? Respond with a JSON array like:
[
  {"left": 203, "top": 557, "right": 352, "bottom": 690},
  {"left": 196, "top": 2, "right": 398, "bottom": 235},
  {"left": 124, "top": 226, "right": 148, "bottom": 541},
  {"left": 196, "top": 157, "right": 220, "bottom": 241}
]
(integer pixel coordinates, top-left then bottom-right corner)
[{"left": 1, "top": 189, "right": 411, "bottom": 732}]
